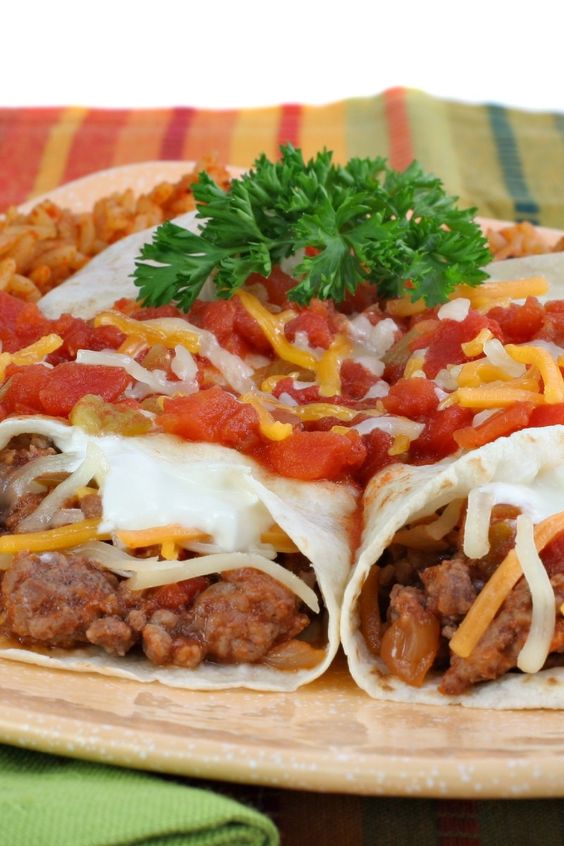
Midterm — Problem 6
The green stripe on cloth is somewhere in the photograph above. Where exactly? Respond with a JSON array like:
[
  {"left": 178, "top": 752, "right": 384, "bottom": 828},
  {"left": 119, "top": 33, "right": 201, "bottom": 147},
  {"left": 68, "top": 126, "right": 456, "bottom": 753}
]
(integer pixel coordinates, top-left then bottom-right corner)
[
  {"left": 362, "top": 798, "right": 438, "bottom": 844},
  {"left": 0, "top": 745, "right": 279, "bottom": 846},
  {"left": 487, "top": 103, "right": 540, "bottom": 224},
  {"left": 508, "top": 106, "right": 564, "bottom": 229}
]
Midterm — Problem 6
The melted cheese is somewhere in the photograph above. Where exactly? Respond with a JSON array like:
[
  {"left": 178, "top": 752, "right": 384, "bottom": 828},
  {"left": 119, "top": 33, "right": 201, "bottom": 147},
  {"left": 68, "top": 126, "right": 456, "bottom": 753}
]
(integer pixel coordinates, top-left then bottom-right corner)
[
  {"left": 0, "top": 334, "right": 63, "bottom": 382},
  {"left": 505, "top": 344, "right": 564, "bottom": 404}
]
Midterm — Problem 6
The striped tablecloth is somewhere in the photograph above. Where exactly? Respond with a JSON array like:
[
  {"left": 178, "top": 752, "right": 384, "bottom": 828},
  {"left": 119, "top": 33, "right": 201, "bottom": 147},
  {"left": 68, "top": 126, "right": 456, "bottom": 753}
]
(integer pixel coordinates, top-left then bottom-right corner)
[
  {"left": 2, "top": 88, "right": 563, "bottom": 227},
  {"left": 1, "top": 88, "right": 564, "bottom": 845}
]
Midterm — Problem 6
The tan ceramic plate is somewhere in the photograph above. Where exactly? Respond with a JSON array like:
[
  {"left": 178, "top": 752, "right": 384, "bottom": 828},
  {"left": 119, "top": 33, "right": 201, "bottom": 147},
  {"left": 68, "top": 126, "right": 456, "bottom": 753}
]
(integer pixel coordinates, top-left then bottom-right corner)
[{"left": 1, "top": 162, "right": 564, "bottom": 799}]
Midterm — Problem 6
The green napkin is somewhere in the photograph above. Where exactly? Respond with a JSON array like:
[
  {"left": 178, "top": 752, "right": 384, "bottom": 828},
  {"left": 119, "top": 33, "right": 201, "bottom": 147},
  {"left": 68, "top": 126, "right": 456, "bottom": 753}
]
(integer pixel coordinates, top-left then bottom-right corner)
[{"left": 0, "top": 745, "right": 279, "bottom": 846}]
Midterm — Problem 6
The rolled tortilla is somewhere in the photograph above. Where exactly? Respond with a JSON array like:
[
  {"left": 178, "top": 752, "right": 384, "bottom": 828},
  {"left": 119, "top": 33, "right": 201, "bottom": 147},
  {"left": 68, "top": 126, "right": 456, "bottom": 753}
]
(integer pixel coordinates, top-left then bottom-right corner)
[
  {"left": 341, "top": 425, "right": 564, "bottom": 708},
  {"left": 0, "top": 416, "right": 358, "bottom": 691}
]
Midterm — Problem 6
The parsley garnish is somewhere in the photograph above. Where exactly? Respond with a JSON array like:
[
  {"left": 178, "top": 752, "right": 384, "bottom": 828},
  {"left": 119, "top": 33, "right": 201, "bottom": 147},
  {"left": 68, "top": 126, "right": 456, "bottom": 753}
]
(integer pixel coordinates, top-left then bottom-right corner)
[{"left": 133, "top": 145, "right": 491, "bottom": 310}]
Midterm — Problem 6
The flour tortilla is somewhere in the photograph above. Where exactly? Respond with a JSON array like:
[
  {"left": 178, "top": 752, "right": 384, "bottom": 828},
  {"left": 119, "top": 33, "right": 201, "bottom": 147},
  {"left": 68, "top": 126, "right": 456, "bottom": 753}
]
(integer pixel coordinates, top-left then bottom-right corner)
[
  {"left": 0, "top": 416, "right": 358, "bottom": 691},
  {"left": 341, "top": 426, "right": 564, "bottom": 708}
]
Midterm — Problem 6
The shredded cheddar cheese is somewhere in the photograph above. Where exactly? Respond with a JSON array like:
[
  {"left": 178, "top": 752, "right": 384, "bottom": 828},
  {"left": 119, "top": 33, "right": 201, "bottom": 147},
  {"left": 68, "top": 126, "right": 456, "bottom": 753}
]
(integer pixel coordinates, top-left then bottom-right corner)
[
  {"left": 261, "top": 525, "right": 299, "bottom": 553},
  {"left": 0, "top": 519, "right": 108, "bottom": 553},
  {"left": 457, "top": 360, "right": 516, "bottom": 388},
  {"left": 237, "top": 290, "right": 351, "bottom": 397},
  {"left": 0, "top": 334, "right": 64, "bottom": 382},
  {"left": 505, "top": 345, "right": 564, "bottom": 404},
  {"left": 238, "top": 393, "right": 294, "bottom": 441},
  {"left": 116, "top": 525, "right": 208, "bottom": 548},
  {"left": 260, "top": 373, "right": 300, "bottom": 393},
  {"left": 452, "top": 276, "right": 549, "bottom": 309},
  {"left": 385, "top": 297, "right": 426, "bottom": 317},
  {"left": 95, "top": 311, "right": 200, "bottom": 353},
  {"left": 460, "top": 328, "right": 494, "bottom": 357},
  {"left": 388, "top": 434, "right": 410, "bottom": 455},
  {"left": 403, "top": 356, "right": 425, "bottom": 378},
  {"left": 450, "top": 512, "right": 564, "bottom": 659}
]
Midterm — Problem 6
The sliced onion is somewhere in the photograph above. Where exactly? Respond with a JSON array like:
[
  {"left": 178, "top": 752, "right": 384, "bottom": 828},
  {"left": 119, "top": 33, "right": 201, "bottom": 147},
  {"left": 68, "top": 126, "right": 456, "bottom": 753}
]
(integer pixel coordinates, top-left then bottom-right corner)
[
  {"left": 516, "top": 515, "right": 557, "bottom": 674},
  {"left": 3, "top": 453, "right": 76, "bottom": 502},
  {"left": 171, "top": 345, "right": 198, "bottom": 383},
  {"left": 18, "top": 444, "right": 103, "bottom": 532},
  {"left": 437, "top": 298, "right": 471, "bottom": 321},
  {"left": 483, "top": 339, "right": 526, "bottom": 378},
  {"left": 262, "top": 640, "right": 325, "bottom": 670}
]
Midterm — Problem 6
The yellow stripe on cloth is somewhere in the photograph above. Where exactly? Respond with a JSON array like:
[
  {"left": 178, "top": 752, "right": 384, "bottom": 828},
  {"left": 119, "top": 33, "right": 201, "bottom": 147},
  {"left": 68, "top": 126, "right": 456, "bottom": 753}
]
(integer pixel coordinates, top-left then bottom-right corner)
[{"left": 29, "top": 107, "right": 88, "bottom": 198}]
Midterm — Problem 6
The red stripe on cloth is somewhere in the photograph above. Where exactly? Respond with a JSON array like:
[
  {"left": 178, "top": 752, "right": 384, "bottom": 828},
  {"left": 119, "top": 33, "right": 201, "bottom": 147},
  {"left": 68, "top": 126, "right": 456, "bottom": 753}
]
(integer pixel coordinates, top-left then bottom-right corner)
[
  {"left": 62, "top": 109, "right": 130, "bottom": 182},
  {"left": 437, "top": 800, "right": 481, "bottom": 846},
  {"left": 383, "top": 87, "right": 413, "bottom": 170},
  {"left": 277, "top": 103, "right": 302, "bottom": 150},
  {"left": 0, "top": 108, "right": 63, "bottom": 208},
  {"left": 159, "top": 107, "right": 196, "bottom": 159}
]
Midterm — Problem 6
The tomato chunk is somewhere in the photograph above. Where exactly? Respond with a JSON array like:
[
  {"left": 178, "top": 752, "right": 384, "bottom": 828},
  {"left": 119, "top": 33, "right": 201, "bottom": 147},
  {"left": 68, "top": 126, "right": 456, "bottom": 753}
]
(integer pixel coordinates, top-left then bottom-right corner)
[
  {"left": 414, "top": 312, "right": 502, "bottom": 378},
  {"left": 39, "top": 364, "right": 131, "bottom": 417},
  {"left": 51, "top": 314, "right": 124, "bottom": 362},
  {"left": 159, "top": 386, "right": 261, "bottom": 450},
  {"left": 487, "top": 297, "right": 544, "bottom": 344},
  {"left": 541, "top": 532, "right": 564, "bottom": 577},
  {"left": 153, "top": 577, "right": 210, "bottom": 610},
  {"left": 453, "top": 402, "right": 534, "bottom": 450},
  {"left": 359, "top": 428, "right": 395, "bottom": 484},
  {"left": 410, "top": 406, "right": 473, "bottom": 463},
  {"left": 0, "top": 364, "right": 51, "bottom": 414},
  {"left": 339, "top": 360, "right": 379, "bottom": 401},
  {"left": 248, "top": 267, "right": 295, "bottom": 307},
  {"left": 284, "top": 308, "right": 334, "bottom": 350},
  {"left": 383, "top": 377, "right": 439, "bottom": 419},
  {"left": 259, "top": 430, "right": 366, "bottom": 481},
  {"left": 189, "top": 299, "right": 270, "bottom": 357},
  {"left": 529, "top": 403, "right": 564, "bottom": 428},
  {"left": 0, "top": 293, "right": 51, "bottom": 352}
]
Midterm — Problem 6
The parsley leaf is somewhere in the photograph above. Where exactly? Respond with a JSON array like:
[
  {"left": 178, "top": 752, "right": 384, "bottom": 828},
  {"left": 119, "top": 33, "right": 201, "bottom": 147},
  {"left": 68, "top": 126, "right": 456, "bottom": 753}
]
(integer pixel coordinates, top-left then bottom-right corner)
[{"left": 133, "top": 146, "right": 492, "bottom": 310}]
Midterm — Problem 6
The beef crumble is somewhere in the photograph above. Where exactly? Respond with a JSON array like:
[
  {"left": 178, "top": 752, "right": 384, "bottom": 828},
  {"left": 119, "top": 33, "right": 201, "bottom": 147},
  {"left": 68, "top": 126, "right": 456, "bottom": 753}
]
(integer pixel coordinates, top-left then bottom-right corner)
[{"left": 0, "top": 552, "right": 311, "bottom": 669}]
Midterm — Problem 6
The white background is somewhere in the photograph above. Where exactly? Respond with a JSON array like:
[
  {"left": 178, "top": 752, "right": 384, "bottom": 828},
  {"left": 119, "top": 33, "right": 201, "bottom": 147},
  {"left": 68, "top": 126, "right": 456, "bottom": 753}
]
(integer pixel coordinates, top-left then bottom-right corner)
[{"left": 2, "top": 0, "right": 563, "bottom": 112}]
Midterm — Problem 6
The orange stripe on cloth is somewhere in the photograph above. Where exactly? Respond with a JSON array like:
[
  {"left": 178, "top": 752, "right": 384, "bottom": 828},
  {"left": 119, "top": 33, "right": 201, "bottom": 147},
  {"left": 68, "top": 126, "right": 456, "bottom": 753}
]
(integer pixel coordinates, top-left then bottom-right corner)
[
  {"left": 278, "top": 103, "right": 302, "bottom": 149},
  {"left": 112, "top": 108, "right": 173, "bottom": 165},
  {"left": 181, "top": 108, "right": 238, "bottom": 165},
  {"left": 384, "top": 87, "right": 414, "bottom": 170},
  {"left": 62, "top": 109, "right": 130, "bottom": 182},
  {"left": 0, "top": 108, "right": 63, "bottom": 208},
  {"left": 159, "top": 107, "right": 195, "bottom": 160}
]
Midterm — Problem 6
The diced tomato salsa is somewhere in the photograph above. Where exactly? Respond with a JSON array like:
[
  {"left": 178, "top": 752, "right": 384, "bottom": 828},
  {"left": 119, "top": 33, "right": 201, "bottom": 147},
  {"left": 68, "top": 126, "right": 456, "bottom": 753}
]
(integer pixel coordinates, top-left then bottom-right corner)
[{"left": 2, "top": 270, "right": 564, "bottom": 483}]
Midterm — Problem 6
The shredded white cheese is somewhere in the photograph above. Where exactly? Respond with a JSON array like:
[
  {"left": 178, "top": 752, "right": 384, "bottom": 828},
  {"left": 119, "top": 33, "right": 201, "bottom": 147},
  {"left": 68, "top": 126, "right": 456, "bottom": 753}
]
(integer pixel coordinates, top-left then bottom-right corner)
[
  {"left": 352, "top": 416, "right": 424, "bottom": 439},
  {"left": 463, "top": 488, "right": 496, "bottom": 559},
  {"left": 515, "top": 515, "right": 556, "bottom": 674},
  {"left": 121, "top": 551, "right": 320, "bottom": 613}
]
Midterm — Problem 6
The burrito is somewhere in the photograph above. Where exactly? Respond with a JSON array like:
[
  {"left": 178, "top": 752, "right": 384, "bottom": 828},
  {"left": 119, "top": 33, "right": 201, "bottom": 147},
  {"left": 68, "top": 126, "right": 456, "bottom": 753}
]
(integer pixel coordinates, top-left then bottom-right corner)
[
  {"left": 341, "top": 426, "right": 564, "bottom": 708},
  {"left": 0, "top": 415, "right": 357, "bottom": 690}
]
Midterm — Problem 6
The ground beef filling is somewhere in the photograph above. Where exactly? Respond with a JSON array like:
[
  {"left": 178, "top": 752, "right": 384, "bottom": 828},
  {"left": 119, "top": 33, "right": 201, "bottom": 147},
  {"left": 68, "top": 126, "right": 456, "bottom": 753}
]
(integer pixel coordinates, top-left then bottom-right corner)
[
  {"left": 374, "top": 522, "right": 564, "bottom": 695},
  {"left": 0, "top": 553, "right": 310, "bottom": 668}
]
